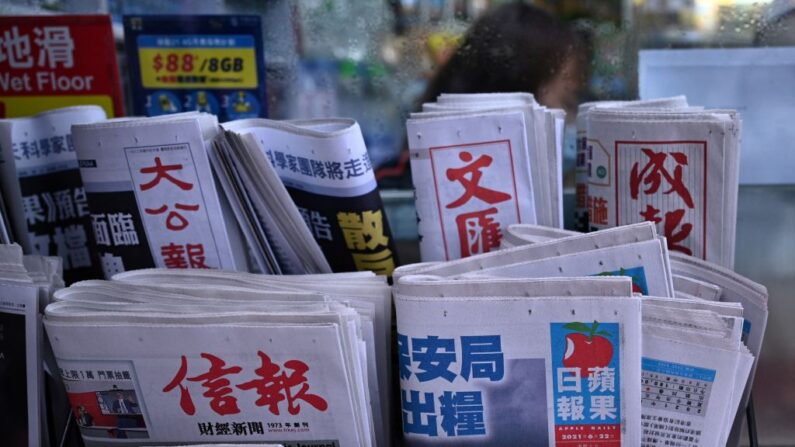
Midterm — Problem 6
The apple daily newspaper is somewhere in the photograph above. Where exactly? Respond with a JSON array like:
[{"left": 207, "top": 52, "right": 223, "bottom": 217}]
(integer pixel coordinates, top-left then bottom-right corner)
[{"left": 394, "top": 276, "right": 642, "bottom": 446}]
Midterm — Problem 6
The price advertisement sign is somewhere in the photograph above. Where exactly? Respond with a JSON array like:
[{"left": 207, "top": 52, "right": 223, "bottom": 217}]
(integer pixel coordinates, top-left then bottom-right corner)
[
  {"left": 0, "top": 15, "right": 124, "bottom": 118},
  {"left": 124, "top": 15, "right": 267, "bottom": 121}
]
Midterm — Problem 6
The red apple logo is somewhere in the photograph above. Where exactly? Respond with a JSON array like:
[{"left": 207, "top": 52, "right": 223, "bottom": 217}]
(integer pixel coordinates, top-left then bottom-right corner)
[{"left": 561, "top": 321, "right": 614, "bottom": 377}]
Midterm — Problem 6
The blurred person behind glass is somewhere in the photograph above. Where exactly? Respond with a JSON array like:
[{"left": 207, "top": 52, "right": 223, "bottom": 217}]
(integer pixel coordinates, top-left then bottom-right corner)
[{"left": 378, "top": 2, "right": 588, "bottom": 186}]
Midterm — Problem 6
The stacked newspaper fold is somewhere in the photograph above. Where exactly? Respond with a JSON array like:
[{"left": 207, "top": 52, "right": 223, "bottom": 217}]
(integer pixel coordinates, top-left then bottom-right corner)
[
  {"left": 396, "top": 221, "right": 675, "bottom": 297},
  {"left": 214, "top": 118, "right": 396, "bottom": 276},
  {"left": 71, "top": 112, "right": 247, "bottom": 278},
  {"left": 586, "top": 105, "right": 741, "bottom": 268},
  {"left": 112, "top": 267, "right": 394, "bottom": 447},
  {"left": 394, "top": 274, "right": 642, "bottom": 445},
  {"left": 43, "top": 269, "right": 392, "bottom": 447},
  {"left": 500, "top": 223, "right": 580, "bottom": 248},
  {"left": 0, "top": 106, "right": 108, "bottom": 283},
  {"left": 668, "top": 252, "right": 768, "bottom": 447},
  {"left": 0, "top": 243, "right": 65, "bottom": 447},
  {"left": 574, "top": 96, "right": 690, "bottom": 232},
  {"left": 639, "top": 296, "right": 754, "bottom": 447},
  {"left": 209, "top": 126, "right": 330, "bottom": 274},
  {"left": 406, "top": 92, "right": 565, "bottom": 262},
  {"left": 395, "top": 221, "right": 766, "bottom": 445}
]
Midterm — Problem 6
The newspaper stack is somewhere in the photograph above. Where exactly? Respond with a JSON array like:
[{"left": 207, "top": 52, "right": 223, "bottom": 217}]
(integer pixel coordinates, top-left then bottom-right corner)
[
  {"left": 394, "top": 222, "right": 765, "bottom": 446},
  {"left": 396, "top": 221, "right": 675, "bottom": 297},
  {"left": 214, "top": 118, "right": 396, "bottom": 275},
  {"left": 639, "top": 295, "right": 754, "bottom": 447},
  {"left": 573, "top": 96, "right": 690, "bottom": 232},
  {"left": 0, "top": 106, "right": 108, "bottom": 283},
  {"left": 0, "top": 243, "right": 65, "bottom": 446},
  {"left": 43, "top": 268, "right": 392, "bottom": 447},
  {"left": 71, "top": 112, "right": 247, "bottom": 278},
  {"left": 669, "top": 252, "right": 768, "bottom": 447},
  {"left": 586, "top": 105, "right": 741, "bottom": 268},
  {"left": 406, "top": 92, "right": 565, "bottom": 262}
]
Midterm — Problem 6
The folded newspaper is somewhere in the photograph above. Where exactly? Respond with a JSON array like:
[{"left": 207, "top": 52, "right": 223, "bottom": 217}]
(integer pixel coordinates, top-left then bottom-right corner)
[
  {"left": 0, "top": 243, "right": 65, "bottom": 447},
  {"left": 0, "top": 106, "right": 108, "bottom": 283},
  {"left": 574, "top": 96, "right": 689, "bottom": 232},
  {"left": 43, "top": 269, "right": 393, "bottom": 447},
  {"left": 406, "top": 92, "right": 565, "bottom": 262},
  {"left": 395, "top": 221, "right": 675, "bottom": 298},
  {"left": 639, "top": 296, "right": 754, "bottom": 447},
  {"left": 216, "top": 118, "right": 396, "bottom": 275},
  {"left": 668, "top": 252, "right": 768, "bottom": 447},
  {"left": 586, "top": 105, "right": 741, "bottom": 268},
  {"left": 395, "top": 275, "right": 642, "bottom": 445},
  {"left": 394, "top": 222, "right": 764, "bottom": 446},
  {"left": 71, "top": 112, "right": 247, "bottom": 277}
]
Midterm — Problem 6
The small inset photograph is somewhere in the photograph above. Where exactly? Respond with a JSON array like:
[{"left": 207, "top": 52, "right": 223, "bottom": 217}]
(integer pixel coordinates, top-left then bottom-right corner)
[{"left": 59, "top": 361, "right": 150, "bottom": 441}]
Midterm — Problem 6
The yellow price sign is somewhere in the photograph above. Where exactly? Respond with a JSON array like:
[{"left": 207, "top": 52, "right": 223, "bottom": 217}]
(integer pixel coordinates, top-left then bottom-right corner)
[{"left": 138, "top": 47, "right": 258, "bottom": 89}]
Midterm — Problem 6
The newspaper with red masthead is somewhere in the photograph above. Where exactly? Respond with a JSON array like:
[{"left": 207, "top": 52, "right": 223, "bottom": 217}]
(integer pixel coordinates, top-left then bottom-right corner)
[
  {"left": 573, "top": 96, "right": 689, "bottom": 232},
  {"left": 406, "top": 92, "right": 565, "bottom": 262},
  {"left": 586, "top": 106, "right": 740, "bottom": 268},
  {"left": 43, "top": 270, "right": 390, "bottom": 446},
  {"left": 71, "top": 112, "right": 247, "bottom": 277}
]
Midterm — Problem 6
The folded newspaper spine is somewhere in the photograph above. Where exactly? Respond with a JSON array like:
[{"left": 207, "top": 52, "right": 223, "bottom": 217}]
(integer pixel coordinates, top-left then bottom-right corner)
[
  {"left": 0, "top": 106, "right": 108, "bottom": 283},
  {"left": 71, "top": 112, "right": 246, "bottom": 278},
  {"left": 395, "top": 275, "right": 642, "bottom": 445},
  {"left": 215, "top": 118, "right": 396, "bottom": 275},
  {"left": 586, "top": 105, "right": 741, "bottom": 269},
  {"left": 406, "top": 92, "right": 565, "bottom": 262},
  {"left": 0, "top": 243, "right": 66, "bottom": 447},
  {"left": 42, "top": 268, "right": 393, "bottom": 447},
  {"left": 500, "top": 223, "right": 580, "bottom": 248}
]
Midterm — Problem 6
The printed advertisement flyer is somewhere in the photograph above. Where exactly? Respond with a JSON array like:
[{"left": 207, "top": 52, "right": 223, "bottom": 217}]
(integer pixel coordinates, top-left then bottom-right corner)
[{"left": 123, "top": 15, "right": 267, "bottom": 122}]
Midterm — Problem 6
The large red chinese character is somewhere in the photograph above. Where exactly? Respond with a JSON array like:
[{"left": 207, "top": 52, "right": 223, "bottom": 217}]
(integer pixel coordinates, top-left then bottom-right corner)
[
  {"left": 145, "top": 203, "right": 200, "bottom": 231},
  {"left": 639, "top": 204, "right": 662, "bottom": 224},
  {"left": 630, "top": 149, "right": 694, "bottom": 208},
  {"left": 455, "top": 207, "right": 502, "bottom": 257},
  {"left": 161, "top": 243, "right": 208, "bottom": 268},
  {"left": 139, "top": 157, "right": 194, "bottom": 191},
  {"left": 186, "top": 243, "right": 209, "bottom": 268},
  {"left": 638, "top": 205, "right": 693, "bottom": 255},
  {"left": 445, "top": 151, "right": 511, "bottom": 209},
  {"left": 662, "top": 209, "right": 693, "bottom": 255},
  {"left": 162, "top": 355, "right": 196, "bottom": 415},
  {"left": 161, "top": 243, "right": 187, "bottom": 268},
  {"left": 236, "top": 351, "right": 328, "bottom": 416},
  {"left": 187, "top": 353, "right": 243, "bottom": 416}
]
